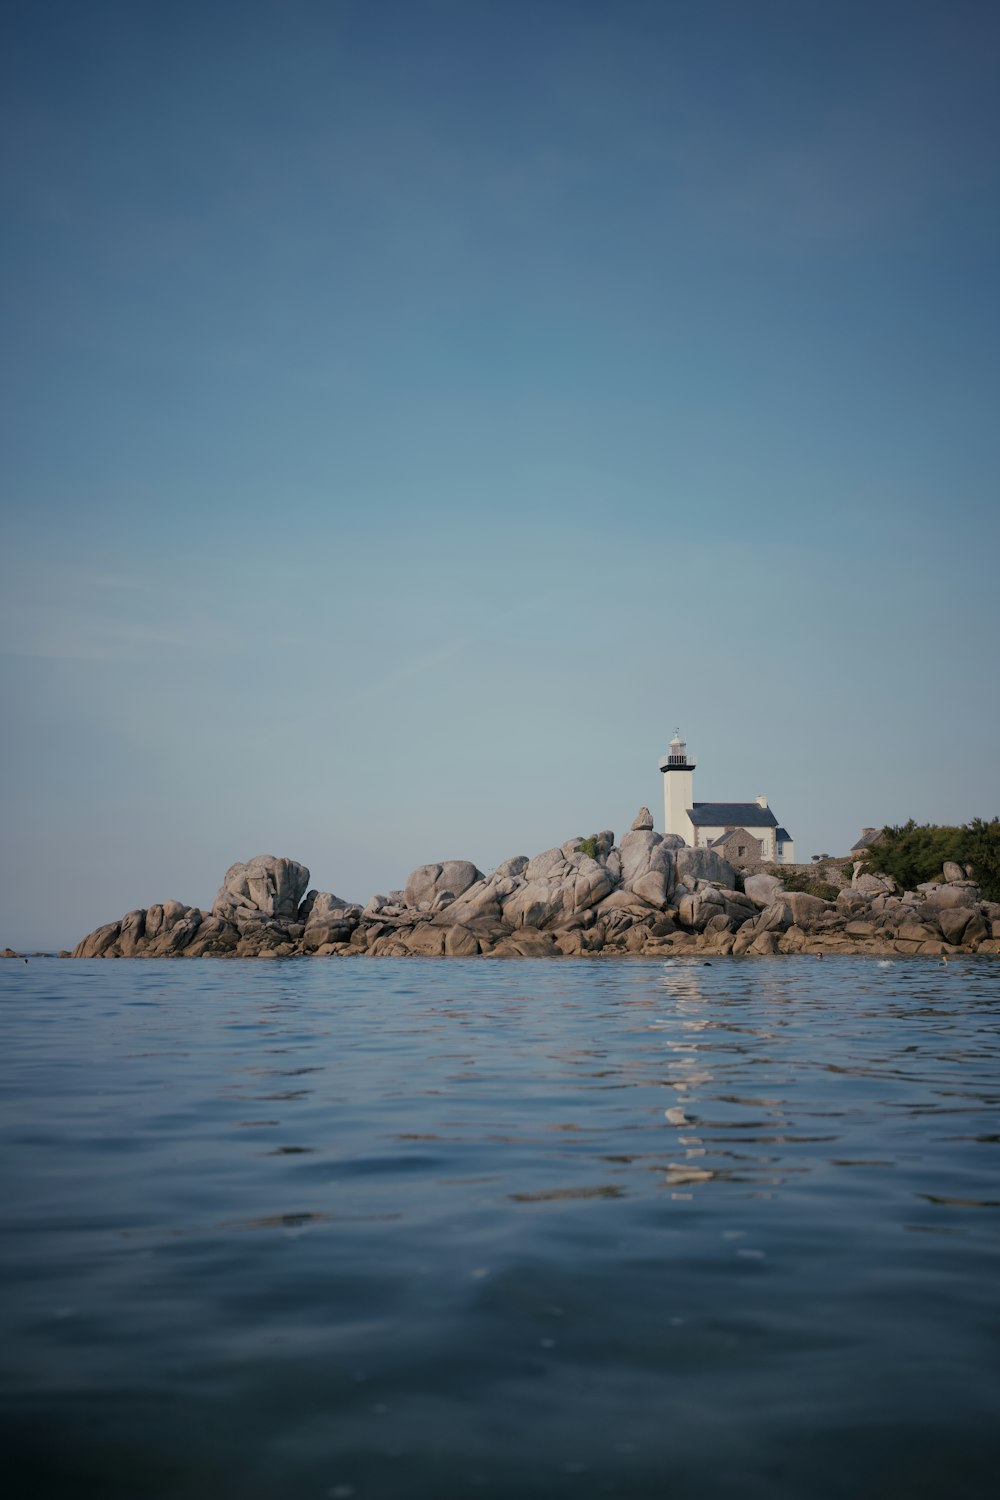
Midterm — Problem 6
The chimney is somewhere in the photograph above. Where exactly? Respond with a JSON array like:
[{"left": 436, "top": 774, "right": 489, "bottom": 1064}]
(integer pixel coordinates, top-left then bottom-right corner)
[{"left": 755, "top": 795, "right": 768, "bottom": 808}]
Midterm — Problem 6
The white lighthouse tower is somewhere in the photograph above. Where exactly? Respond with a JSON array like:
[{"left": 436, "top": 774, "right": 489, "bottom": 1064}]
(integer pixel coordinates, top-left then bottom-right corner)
[{"left": 659, "top": 729, "right": 694, "bottom": 843}]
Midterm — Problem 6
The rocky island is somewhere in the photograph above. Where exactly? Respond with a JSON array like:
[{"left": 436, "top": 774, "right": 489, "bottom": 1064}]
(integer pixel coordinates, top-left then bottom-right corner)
[{"left": 66, "top": 808, "right": 1000, "bottom": 960}]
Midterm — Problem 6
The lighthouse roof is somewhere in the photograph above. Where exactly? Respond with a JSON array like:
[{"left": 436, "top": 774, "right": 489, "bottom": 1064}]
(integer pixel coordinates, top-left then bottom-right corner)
[{"left": 689, "top": 802, "right": 779, "bottom": 828}]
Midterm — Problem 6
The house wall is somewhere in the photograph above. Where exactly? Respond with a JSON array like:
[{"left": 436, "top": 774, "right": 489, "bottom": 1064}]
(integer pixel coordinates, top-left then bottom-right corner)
[
  {"left": 712, "top": 829, "right": 764, "bottom": 870},
  {"left": 775, "top": 837, "right": 795, "bottom": 865},
  {"left": 693, "top": 823, "right": 775, "bottom": 859},
  {"left": 692, "top": 824, "right": 726, "bottom": 848}
]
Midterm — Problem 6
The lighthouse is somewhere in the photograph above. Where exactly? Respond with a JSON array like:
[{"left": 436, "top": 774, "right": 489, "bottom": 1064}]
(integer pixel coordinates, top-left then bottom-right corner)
[
  {"left": 659, "top": 730, "right": 695, "bottom": 842},
  {"left": 657, "top": 729, "right": 796, "bottom": 864}
]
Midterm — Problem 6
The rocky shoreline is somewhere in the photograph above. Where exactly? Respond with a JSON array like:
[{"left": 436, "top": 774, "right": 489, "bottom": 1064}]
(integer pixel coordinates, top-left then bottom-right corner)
[{"left": 52, "top": 809, "right": 1000, "bottom": 961}]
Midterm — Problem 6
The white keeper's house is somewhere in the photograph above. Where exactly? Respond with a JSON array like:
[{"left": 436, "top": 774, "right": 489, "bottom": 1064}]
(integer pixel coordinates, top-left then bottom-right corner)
[{"left": 658, "top": 731, "right": 795, "bottom": 867}]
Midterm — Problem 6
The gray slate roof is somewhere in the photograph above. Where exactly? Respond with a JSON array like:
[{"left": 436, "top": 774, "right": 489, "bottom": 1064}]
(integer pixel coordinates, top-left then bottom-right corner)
[
  {"left": 775, "top": 827, "right": 792, "bottom": 842},
  {"left": 689, "top": 802, "right": 779, "bottom": 828},
  {"left": 851, "top": 829, "right": 884, "bottom": 851}
]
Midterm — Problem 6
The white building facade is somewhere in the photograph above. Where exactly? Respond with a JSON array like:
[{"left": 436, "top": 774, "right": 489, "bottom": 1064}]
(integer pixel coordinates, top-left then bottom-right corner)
[{"left": 658, "top": 732, "right": 795, "bottom": 867}]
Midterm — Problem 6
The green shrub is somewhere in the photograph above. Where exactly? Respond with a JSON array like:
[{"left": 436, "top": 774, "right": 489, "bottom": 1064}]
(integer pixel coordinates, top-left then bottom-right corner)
[
  {"left": 578, "top": 836, "right": 600, "bottom": 860},
  {"left": 960, "top": 818, "right": 1000, "bottom": 902},
  {"left": 860, "top": 818, "right": 1000, "bottom": 901}
]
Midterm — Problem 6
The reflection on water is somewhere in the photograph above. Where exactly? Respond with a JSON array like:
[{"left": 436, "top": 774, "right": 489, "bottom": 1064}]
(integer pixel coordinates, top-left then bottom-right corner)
[{"left": 1, "top": 956, "right": 999, "bottom": 1499}]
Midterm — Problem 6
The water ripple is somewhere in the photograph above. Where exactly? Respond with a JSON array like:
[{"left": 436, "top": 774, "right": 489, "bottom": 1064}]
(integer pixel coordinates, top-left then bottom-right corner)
[{"left": 1, "top": 955, "right": 998, "bottom": 1498}]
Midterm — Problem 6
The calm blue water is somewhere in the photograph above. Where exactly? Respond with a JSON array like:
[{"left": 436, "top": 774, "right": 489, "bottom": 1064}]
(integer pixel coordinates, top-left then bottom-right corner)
[{"left": 1, "top": 957, "right": 998, "bottom": 1499}]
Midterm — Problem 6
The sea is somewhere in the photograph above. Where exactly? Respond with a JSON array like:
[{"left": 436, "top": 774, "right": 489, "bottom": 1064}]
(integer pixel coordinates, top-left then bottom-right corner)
[{"left": 1, "top": 956, "right": 998, "bottom": 1499}]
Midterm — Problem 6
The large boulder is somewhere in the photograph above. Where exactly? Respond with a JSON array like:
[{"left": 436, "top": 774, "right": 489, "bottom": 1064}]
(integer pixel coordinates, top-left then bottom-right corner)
[
  {"left": 720, "top": 889, "right": 759, "bottom": 924},
  {"left": 675, "top": 886, "right": 754, "bottom": 932},
  {"left": 523, "top": 847, "right": 567, "bottom": 881},
  {"left": 213, "top": 856, "right": 310, "bottom": 925},
  {"left": 736, "top": 902, "right": 793, "bottom": 948},
  {"left": 441, "top": 874, "right": 506, "bottom": 924},
  {"left": 781, "top": 891, "right": 834, "bottom": 928},
  {"left": 73, "top": 920, "right": 121, "bottom": 958},
  {"left": 731, "top": 902, "right": 792, "bottom": 953},
  {"left": 673, "top": 847, "right": 737, "bottom": 891},
  {"left": 921, "top": 883, "right": 981, "bottom": 910},
  {"left": 744, "top": 873, "right": 784, "bottom": 907},
  {"left": 184, "top": 915, "right": 239, "bottom": 956},
  {"left": 962, "top": 913, "right": 989, "bottom": 946},
  {"left": 853, "top": 872, "right": 895, "bottom": 896},
  {"left": 594, "top": 890, "right": 658, "bottom": 918},
  {"left": 501, "top": 846, "right": 614, "bottom": 929},
  {"left": 876, "top": 902, "right": 924, "bottom": 935},
  {"left": 497, "top": 840, "right": 620, "bottom": 930},
  {"left": 404, "top": 860, "right": 484, "bottom": 910},
  {"left": 631, "top": 807, "right": 654, "bottom": 831},
  {"left": 303, "top": 893, "right": 360, "bottom": 951},
  {"left": 490, "top": 927, "right": 560, "bottom": 958},
  {"left": 400, "top": 924, "right": 447, "bottom": 957},
  {"left": 117, "top": 909, "right": 147, "bottom": 957},
  {"left": 754, "top": 901, "right": 794, "bottom": 933},
  {"left": 145, "top": 900, "right": 189, "bottom": 941},
  {"left": 677, "top": 889, "right": 726, "bottom": 931},
  {"left": 942, "top": 861, "right": 966, "bottom": 883},
  {"left": 938, "top": 906, "right": 974, "bottom": 945},
  {"left": 444, "top": 924, "right": 481, "bottom": 956},
  {"left": 619, "top": 830, "right": 675, "bottom": 908},
  {"left": 150, "top": 910, "right": 204, "bottom": 956},
  {"left": 896, "top": 921, "right": 941, "bottom": 944}
]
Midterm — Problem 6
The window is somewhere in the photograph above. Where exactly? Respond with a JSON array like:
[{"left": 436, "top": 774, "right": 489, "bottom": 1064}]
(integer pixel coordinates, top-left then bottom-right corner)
[{"left": 737, "top": 845, "right": 746, "bottom": 857}]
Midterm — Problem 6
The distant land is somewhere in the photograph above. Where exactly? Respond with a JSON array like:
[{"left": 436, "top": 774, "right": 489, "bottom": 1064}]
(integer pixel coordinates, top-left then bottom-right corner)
[{"left": 10, "top": 809, "right": 996, "bottom": 962}]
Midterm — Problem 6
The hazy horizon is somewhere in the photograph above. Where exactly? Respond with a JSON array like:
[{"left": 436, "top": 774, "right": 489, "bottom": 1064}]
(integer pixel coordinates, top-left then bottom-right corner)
[{"left": 3, "top": 0, "right": 999, "bottom": 950}]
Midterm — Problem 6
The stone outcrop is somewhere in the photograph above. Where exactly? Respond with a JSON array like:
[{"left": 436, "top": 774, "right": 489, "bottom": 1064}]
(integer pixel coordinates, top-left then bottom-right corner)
[
  {"left": 853, "top": 872, "right": 896, "bottom": 896},
  {"left": 780, "top": 891, "right": 833, "bottom": 926},
  {"left": 213, "top": 856, "right": 310, "bottom": 926},
  {"left": 67, "top": 847, "right": 999, "bottom": 961},
  {"left": 918, "top": 882, "right": 980, "bottom": 910},
  {"left": 502, "top": 844, "right": 615, "bottom": 929},
  {"left": 403, "top": 860, "right": 485, "bottom": 910},
  {"left": 619, "top": 830, "right": 675, "bottom": 907},
  {"left": 673, "top": 847, "right": 737, "bottom": 890},
  {"left": 302, "top": 893, "right": 361, "bottom": 952},
  {"left": 744, "top": 873, "right": 785, "bottom": 907}
]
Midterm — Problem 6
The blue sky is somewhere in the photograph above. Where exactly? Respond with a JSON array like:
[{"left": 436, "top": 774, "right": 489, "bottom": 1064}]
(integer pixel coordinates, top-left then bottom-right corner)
[{"left": 2, "top": 0, "right": 999, "bottom": 948}]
